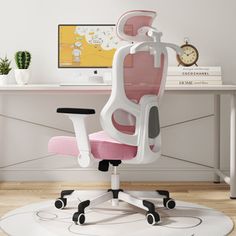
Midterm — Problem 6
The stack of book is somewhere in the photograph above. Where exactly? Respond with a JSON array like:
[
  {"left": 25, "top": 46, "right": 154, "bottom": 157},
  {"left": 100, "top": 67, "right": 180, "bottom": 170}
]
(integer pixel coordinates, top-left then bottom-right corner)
[{"left": 166, "top": 66, "right": 222, "bottom": 86}]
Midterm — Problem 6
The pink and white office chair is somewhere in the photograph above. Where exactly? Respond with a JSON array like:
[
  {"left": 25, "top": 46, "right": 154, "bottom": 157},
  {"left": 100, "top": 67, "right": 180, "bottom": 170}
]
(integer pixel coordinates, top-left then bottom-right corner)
[{"left": 49, "top": 10, "right": 181, "bottom": 225}]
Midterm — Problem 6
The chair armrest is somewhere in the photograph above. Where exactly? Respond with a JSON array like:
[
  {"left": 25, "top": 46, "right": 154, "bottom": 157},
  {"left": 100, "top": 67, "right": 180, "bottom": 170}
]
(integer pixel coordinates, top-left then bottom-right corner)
[
  {"left": 57, "top": 107, "right": 95, "bottom": 115},
  {"left": 57, "top": 107, "right": 96, "bottom": 167}
]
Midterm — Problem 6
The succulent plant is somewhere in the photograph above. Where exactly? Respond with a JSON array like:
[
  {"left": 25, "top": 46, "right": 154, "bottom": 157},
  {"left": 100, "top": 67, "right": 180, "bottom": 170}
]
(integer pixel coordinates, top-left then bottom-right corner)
[
  {"left": 0, "top": 56, "right": 12, "bottom": 75},
  {"left": 15, "top": 51, "right": 31, "bottom": 69}
]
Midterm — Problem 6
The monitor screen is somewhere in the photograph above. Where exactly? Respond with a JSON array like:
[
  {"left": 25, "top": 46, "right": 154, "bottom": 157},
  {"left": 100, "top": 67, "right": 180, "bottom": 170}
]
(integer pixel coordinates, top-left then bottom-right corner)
[{"left": 58, "top": 24, "right": 122, "bottom": 68}]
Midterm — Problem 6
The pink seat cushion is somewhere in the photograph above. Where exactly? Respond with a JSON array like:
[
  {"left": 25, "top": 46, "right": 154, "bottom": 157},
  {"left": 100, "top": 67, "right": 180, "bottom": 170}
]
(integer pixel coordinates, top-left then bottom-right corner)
[{"left": 48, "top": 131, "right": 137, "bottom": 160}]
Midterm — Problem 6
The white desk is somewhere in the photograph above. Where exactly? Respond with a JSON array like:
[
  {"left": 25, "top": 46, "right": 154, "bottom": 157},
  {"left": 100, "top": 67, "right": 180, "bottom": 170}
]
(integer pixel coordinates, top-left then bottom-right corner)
[{"left": 1, "top": 84, "right": 236, "bottom": 199}]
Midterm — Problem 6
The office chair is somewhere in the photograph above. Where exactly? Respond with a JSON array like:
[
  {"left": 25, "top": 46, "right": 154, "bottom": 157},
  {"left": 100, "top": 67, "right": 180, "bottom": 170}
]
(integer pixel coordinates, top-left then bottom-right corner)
[{"left": 48, "top": 10, "right": 181, "bottom": 226}]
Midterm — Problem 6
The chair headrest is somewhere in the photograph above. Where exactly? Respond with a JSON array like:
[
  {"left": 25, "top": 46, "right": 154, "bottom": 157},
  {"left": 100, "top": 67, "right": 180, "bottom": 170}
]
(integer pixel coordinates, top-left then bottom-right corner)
[{"left": 116, "top": 10, "right": 157, "bottom": 42}]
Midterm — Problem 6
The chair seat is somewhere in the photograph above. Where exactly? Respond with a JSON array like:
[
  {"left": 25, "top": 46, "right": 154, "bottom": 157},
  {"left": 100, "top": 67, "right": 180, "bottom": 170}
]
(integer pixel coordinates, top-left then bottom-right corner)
[{"left": 48, "top": 131, "right": 137, "bottom": 160}]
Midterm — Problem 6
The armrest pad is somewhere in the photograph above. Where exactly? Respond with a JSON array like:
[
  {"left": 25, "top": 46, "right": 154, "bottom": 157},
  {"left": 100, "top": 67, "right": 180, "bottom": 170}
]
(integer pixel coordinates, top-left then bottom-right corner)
[{"left": 57, "top": 107, "right": 96, "bottom": 115}]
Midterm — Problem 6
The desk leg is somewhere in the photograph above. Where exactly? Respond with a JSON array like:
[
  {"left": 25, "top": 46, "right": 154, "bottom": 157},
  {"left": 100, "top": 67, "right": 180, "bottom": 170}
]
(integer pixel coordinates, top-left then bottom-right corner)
[
  {"left": 214, "top": 94, "right": 221, "bottom": 183},
  {"left": 230, "top": 94, "right": 236, "bottom": 199}
]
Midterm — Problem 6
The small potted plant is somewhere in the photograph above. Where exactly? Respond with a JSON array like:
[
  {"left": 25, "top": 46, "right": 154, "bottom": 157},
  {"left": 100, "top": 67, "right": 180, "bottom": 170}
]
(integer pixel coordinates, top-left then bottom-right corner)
[
  {"left": 0, "top": 56, "right": 12, "bottom": 85},
  {"left": 14, "top": 51, "right": 31, "bottom": 85}
]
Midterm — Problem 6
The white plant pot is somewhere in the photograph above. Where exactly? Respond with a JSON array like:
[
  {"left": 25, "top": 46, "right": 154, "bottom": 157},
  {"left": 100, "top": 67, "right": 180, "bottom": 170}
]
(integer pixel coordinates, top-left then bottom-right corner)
[
  {"left": 0, "top": 74, "right": 9, "bottom": 85},
  {"left": 15, "top": 69, "right": 30, "bottom": 85}
]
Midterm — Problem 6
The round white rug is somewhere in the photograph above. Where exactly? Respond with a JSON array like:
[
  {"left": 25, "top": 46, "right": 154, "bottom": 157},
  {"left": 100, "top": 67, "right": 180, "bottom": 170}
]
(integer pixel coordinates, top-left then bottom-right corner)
[{"left": 0, "top": 190, "right": 234, "bottom": 236}]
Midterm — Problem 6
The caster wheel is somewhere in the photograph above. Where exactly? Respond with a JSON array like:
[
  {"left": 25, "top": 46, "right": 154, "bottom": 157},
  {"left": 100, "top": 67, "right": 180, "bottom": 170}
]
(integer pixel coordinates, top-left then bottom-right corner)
[
  {"left": 73, "top": 212, "right": 85, "bottom": 225},
  {"left": 146, "top": 212, "right": 160, "bottom": 225},
  {"left": 55, "top": 197, "right": 67, "bottom": 209},
  {"left": 163, "top": 198, "right": 176, "bottom": 209}
]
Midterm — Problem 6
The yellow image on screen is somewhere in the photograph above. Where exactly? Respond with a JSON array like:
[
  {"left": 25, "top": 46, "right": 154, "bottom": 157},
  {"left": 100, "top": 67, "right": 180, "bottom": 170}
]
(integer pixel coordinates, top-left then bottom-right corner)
[{"left": 59, "top": 25, "right": 121, "bottom": 68}]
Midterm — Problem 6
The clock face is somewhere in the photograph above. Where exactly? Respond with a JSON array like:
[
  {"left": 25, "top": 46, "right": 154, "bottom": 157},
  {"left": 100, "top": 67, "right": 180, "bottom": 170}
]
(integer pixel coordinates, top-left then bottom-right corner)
[{"left": 177, "top": 44, "right": 199, "bottom": 66}]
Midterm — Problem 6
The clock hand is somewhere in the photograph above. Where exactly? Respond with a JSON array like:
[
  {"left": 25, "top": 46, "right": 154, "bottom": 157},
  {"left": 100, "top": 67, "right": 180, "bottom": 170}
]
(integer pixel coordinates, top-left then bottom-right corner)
[{"left": 184, "top": 51, "right": 194, "bottom": 57}]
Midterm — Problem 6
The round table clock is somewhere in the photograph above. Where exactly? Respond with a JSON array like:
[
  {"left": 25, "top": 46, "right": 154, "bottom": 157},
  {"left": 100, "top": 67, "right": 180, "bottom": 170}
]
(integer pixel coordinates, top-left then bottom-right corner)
[{"left": 177, "top": 38, "right": 199, "bottom": 67}]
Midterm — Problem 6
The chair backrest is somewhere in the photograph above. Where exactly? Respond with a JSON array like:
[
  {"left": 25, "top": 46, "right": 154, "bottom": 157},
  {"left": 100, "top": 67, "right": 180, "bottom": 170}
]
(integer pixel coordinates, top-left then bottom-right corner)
[{"left": 100, "top": 10, "right": 179, "bottom": 164}]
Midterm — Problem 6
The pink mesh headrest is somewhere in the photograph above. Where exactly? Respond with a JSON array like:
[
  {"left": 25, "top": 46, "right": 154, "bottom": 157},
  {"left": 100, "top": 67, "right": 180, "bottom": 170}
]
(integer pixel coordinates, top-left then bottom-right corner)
[{"left": 116, "top": 10, "right": 156, "bottom": 42}]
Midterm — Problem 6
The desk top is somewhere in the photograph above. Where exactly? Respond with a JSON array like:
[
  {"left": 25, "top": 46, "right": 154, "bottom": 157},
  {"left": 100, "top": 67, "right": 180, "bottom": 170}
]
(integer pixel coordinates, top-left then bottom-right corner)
[{"left": 0, "top": 84, "right": 236, "bottom": 93}]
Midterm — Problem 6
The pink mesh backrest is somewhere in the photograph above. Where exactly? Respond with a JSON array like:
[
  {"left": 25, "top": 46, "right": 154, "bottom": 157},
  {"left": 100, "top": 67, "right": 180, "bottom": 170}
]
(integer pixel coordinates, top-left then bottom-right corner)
[
  {"left": 117, "top": 10, "right": 156, "bottom": 40},
  {"left": 124, "top": 52, "right": 164, "bottom": 102},
  {"left": 112, "top": 52, "right": 164, "bottom": 134},
  {"left": 112, "top": 10, "right": 164, "bottom": 135},
  {"left": 124, "top": 16, "right": 153, "bottom": 36}
]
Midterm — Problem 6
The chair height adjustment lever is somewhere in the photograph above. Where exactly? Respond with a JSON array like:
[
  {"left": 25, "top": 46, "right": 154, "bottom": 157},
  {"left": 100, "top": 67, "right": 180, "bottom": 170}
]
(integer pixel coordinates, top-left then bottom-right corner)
[
  {"left": 98, "top": 160, "right": 122, "bottom": 172},
  {"left": 98, "top": 160, "right": 110, "bottom": 172}
]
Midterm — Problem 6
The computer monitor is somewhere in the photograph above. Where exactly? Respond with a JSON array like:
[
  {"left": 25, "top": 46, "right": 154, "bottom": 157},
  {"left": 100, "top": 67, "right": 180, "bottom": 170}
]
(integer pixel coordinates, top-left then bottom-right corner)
[{"left": 58, "top": 24, "right": 122, "bottom": 68}]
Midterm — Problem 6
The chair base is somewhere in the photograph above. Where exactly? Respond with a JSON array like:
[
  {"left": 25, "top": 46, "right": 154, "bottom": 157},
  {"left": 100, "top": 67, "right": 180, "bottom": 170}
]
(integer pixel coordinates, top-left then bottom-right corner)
[
  {"left": 54, "top": 167, "right": 176, "bottom": 226},
  {"left": 55, "top": 189, "right": 176, "bottom": 225}
]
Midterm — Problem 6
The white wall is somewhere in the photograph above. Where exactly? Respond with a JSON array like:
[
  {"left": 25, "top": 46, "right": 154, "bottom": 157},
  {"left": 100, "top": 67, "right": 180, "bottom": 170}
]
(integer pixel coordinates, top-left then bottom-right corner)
[{"left": 0, "top": 0, "right": 235, "bottom": 181}]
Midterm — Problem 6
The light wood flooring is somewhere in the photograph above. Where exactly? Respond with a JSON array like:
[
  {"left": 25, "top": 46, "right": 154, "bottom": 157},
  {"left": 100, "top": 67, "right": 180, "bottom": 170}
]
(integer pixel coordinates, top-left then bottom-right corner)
[{"left": 0, "top": 182, "right": 235, "bottom": 235}]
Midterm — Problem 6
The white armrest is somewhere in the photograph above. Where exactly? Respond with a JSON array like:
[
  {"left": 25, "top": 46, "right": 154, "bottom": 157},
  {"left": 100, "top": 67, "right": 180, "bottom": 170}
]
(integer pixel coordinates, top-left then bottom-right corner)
[{"left": 67, "top": 113, "right": 95, "bottom": 168}]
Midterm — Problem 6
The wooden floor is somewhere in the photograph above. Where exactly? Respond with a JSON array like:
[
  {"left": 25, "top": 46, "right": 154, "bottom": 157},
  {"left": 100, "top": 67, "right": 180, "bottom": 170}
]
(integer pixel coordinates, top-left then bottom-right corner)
[{"left": 0, "top": 182, "right": 235, "bottom": 235}]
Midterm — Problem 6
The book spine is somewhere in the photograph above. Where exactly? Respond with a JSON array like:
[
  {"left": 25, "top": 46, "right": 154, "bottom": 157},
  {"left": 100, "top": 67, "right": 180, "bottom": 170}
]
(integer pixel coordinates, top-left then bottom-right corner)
[
  {"left": 168, "top": 71, "right": 221, "bottom": 76},
  {"left": 168, "top": 67, "right": 221, "bottom": 76},
  {"left": 166, "top": 80, "right": 222, "bottom": 85},
  {"left": 167, "top": 76, "right": 222, "bottom": 81},
  {"left": 168, "top": 66, "right": 221, "bottom": 71}
]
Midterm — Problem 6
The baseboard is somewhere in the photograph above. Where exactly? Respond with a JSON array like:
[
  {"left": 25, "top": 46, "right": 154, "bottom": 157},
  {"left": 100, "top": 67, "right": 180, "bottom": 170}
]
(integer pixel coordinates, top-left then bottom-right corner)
[{"left": 0, "top": 169, "right": 230, "bottom": 182}]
